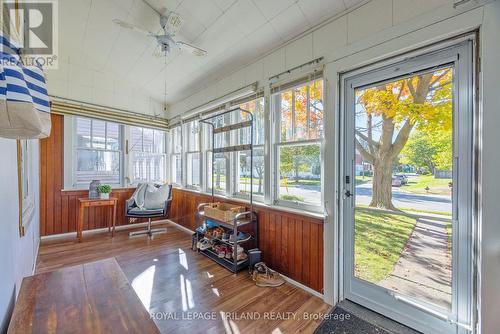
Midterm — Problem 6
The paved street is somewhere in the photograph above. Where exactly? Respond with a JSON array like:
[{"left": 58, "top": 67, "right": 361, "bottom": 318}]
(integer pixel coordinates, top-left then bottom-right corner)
[{"left": 355, "top": 183, "right": 451, "bottom": 213}]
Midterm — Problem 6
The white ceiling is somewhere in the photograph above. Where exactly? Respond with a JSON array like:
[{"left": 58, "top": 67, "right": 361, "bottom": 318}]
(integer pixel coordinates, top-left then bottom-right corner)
[{"left": 54, "top": 0, "right": 364, "bottom": 109}]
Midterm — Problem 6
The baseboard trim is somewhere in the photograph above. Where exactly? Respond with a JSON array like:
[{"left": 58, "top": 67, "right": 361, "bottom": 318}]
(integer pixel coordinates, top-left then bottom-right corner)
[
  {"left": 279, "top": 273, "right": 324, "bottom": 300},
  {"left": 40, "top": 220, "right": 170, "bottom": 241},
  {"left": 165, "top": 219, "right": 195, "bottom": 234}
]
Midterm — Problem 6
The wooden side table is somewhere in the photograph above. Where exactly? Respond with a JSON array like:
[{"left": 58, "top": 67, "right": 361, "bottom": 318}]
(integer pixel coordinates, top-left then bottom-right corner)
[{"left": 77, "top": 197, "right": 118, "bottom": 242}]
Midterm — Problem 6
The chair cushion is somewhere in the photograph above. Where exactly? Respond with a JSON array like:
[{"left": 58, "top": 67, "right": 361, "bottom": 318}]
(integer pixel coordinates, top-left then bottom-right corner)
[
  {"left": 128, "top": 207, "right": 164, "bottom": 216},
  {"left": 144, "top": 183, "right": 170, "bottom": 209}
]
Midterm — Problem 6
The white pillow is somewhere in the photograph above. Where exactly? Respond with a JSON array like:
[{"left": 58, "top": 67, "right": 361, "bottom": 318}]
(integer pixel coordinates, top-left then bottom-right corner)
[{"left": 144, "top": 184, "right": 170, "bottom": 209}]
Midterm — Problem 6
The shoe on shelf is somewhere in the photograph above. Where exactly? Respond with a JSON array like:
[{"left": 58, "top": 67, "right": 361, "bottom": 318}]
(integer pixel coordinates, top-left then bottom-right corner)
[
  {"left": 222, "top": 232, "right": 231, "bottom": 242},
  {"left": 198, "top": 238, "right": 211, "bottom": 251},
  {"left": 237, "top": 252, "right": 248, "bottom": 262},
  {"left": 229, "top": 231, "right": 251, "bottom": 243},
  {"left": 251, "top": 262, "right": 285, "bottom": 288}
]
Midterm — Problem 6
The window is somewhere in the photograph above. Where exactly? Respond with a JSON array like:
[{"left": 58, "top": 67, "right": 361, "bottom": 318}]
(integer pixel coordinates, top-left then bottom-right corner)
[
  {"left": 233, "top": 97, "right": 265, "bottom": 200},
  {"left": 273, "top": 79, "right": 324, "bottom": 209},
  {"left": 204, "top": 113, "right": 230, "bottom": 194},
  {"left": 129, "top": 126, "right": 166, "bottom": 184},
  {"left": 74, "top": 117, "right": 122, "bottom": 186},
  {"left": 184, "top": 120, "right": 201, "bottom": 188},
  {"left": 170, "top": 126, "right": 182, "bottom": 185}
]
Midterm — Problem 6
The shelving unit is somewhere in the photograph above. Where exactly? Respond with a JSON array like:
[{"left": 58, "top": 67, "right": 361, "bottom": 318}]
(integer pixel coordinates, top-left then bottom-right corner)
[{"left": 196, "top": 107, "right": 258, "bottom": 273}]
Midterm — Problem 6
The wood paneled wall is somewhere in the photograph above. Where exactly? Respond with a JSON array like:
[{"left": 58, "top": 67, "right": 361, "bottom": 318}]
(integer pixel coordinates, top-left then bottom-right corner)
[
  {"left": 40, "top": 115, "right": 325, "bottom": 293},
  {"left": 40, "top": 114, "right": 147, "bottom": 236},
  {"left": 170, "top": 188, "right": 325, "bottom": 293}
]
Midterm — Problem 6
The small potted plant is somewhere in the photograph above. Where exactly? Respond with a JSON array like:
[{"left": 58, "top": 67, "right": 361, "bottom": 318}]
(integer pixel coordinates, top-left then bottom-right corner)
[{"left": 97, "top": 184, "right": 112, "bottom": 199}]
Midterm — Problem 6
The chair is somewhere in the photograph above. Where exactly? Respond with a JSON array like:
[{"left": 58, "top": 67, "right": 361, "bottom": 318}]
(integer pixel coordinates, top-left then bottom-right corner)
[{"left": 125, "top": 184, "right": 172, "bottom": 237}]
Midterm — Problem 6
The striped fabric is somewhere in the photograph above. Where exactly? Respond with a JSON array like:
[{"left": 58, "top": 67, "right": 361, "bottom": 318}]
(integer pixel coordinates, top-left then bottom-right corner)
[{"left": 0, "top": 33, "right": 51, "bottom": 139}]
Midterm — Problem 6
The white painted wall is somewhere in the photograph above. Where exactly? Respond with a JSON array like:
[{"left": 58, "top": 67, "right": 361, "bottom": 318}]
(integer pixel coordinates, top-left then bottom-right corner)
[
  {"left": 168, "top": 0, "right": 500, "bottom": 332},
  {"left": 0, "top": 139, "right": 40, "bottom": 333},
  {"left": 478, "top": 2, "right": 500, "bottom": 333}
]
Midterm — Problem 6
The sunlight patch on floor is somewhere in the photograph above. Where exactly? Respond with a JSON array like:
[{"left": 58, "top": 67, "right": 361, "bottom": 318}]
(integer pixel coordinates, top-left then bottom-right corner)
[
  {"left": 220, "top": 311, "right": 241, "bottom": 334},
  {"left": 131, "top": 265, "right": 156, "bottom": 310},
  {"left": 180, "top": 274, "right": 195, "bottom": 311},
  {"left": 178, "top": 248, "right": 188, "bottom": 270}
]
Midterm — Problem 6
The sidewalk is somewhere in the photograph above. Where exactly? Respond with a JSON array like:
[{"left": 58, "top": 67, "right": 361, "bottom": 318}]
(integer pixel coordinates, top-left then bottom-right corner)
[{"left": 379, "top": 217, "right": 452, "bottom": 309}]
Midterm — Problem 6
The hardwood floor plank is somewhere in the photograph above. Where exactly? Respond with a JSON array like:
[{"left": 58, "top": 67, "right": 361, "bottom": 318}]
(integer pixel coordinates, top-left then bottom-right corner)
[{"left": 36, "top": 224, "right": 329, "bottom": 334}]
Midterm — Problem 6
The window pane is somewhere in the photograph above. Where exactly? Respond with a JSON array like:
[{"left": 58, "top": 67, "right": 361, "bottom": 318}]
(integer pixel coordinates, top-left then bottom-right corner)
[
  {"left": 92, "top": 120, "right": 106, "bottom": 149},
  {"left": 278, "top": 144, "right": 321, "bottom": 206},
  {"left": 130, "top": 126, "right": 143, "bottom": 152},
  {"left": 171, "top": 127, "right": 182, "bottom": 154},
  {"left": 143, "top": 128, "right": 154, "bottom": 153},
  {"left": 280, "top": 91, "right": 293, "bottom": 142},
  {"left": 171, "top": 154, "right": 182, "bottom": 184},
  {"left": 207, "top": 152, "right": 226, "bottom": 193},
  {"left": 154, "top": 130, "right": 165, "bottom": 154},
  {"left": 236, "top": 148, "right": 264, "bottom": 198},
  {"left": 187, "top": 153, "right": 200, "bottom": 187},
  {"left": 309, "top": 79, "right": 324, "bottom": 139},
  {"left": 76, "top": 117, "right": 91, "bottom": 148},
  {"left": 294, "top": 85, "right": 308, "bottom": 140},
  {"left": 132, "top": 152, "right": 165, "bottom": 183},
  {"left": 186, "top": 121, "right": 200, "bottom": 152},
  {"left": 106, "top": 122, "right": 120, "bottom": 150},
  {"left": 76, "top": 150, "right": 120, "bottom": 184},
  {"left": 239, "top": 98, "right": 265, "bottom": 145}
]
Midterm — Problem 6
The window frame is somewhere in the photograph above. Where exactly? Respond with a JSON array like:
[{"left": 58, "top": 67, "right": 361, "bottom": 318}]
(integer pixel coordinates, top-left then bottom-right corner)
[
  {"left": 230, "top": 97, "right": 266, "bottom": 202},
  {"left": 203, "top": 111, "right": 231, "bottom": 195},
  {"left": 272, "top": 78, "right": 325, "bottom": 213},
  {"left": 128, "top": 126, "right": 167, "bottom": 185},
  {"left": 184, "top": 120, "right": 202, "bottom": 189},
  {"left": 169, "top": 125, "right": 183, "bottom": 187},
  {"left": 72, "top": 116, "right": 124, "bottom": 189}
]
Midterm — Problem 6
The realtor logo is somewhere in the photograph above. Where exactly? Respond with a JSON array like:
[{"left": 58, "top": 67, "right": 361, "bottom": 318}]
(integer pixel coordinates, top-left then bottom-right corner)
[{"left": 2, "top": 0, "right": 58, "bottom": 68}]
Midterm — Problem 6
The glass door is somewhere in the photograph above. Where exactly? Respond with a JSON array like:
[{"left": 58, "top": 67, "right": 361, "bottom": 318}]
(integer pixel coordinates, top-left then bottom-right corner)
[{"left": 342, "top": 41, "right": 474, "bottom": 334}]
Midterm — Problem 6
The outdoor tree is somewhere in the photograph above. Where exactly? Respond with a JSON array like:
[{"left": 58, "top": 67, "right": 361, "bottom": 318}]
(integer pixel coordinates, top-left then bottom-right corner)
[
  {"left": 355, "top": 68, "right": 453, "bottom": 209},
  {"left": 400, "top": 129, "right": 453, "bottom": 173},
  {"left": 278, "top": 80, "right": 323, "bottom": 183}
]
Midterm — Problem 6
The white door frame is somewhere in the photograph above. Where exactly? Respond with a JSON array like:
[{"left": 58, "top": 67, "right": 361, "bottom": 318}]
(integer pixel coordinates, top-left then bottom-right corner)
[{"left": 338, "top": 37, "right": 476, "bottom": 334}]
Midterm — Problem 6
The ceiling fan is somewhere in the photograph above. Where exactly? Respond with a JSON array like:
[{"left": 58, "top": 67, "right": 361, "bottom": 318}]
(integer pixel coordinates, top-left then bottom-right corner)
[{"left": 112, "top": 11, "right": 207, "bottom": 58}]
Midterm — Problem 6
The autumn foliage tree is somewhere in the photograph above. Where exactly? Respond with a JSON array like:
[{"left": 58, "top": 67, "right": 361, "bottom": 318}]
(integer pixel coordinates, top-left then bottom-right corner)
[
  {"left": 279, "top": 80, "right": 323, "bottom": 182},
  {"left": 355, "top": 68, "right": 452, "bottom": 209}
]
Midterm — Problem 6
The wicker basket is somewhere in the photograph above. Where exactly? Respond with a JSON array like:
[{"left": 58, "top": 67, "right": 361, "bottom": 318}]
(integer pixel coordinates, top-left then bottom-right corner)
[{"left": 204, "top": 202, "right": 246, "bottom": 222}]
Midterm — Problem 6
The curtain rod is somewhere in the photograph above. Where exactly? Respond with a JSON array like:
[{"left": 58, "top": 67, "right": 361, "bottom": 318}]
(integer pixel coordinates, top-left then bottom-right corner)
[
  {"left": 268, "top": 57, "right": 324, "bottom": 83},
  {"left": 49, "top": 95, "right": 167, "bottom": 121}
]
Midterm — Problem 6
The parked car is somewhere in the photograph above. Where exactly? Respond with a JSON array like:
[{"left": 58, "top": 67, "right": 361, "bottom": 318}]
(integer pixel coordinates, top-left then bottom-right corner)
[
  {"left": 394, "top": 174, "right": 408, "bottom": 185},
  {"left": 392, "top": 177, "right": 402, "bottom": 187}
]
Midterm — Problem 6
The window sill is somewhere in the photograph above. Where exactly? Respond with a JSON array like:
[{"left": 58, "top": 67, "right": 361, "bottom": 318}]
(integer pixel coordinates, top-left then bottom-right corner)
[
  {"left": 61, "top": 186, "right": 137, "bottom": 192},
  {"left": 173, "top": 186, "right": 325, "bottom": 221}
]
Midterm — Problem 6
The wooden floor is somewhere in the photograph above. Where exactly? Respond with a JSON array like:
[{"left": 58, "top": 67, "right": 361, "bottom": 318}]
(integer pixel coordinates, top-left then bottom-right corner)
[{"left": 37, "top": 223, "right": 331, "bottom": 334}]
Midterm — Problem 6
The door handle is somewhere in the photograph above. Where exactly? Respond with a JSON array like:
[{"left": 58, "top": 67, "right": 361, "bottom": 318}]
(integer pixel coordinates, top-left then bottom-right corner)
[{"left": 343, "top": 189, "right": 352, "bottom": 199}]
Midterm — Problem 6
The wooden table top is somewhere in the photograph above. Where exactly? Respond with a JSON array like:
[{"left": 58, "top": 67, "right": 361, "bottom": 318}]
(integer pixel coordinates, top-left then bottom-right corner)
[
  {"left": 78, "top": 197, "right": 118, "bottom": 203},
  {"left": 7, "top": 258, "right": 159, "bottom": 334}
]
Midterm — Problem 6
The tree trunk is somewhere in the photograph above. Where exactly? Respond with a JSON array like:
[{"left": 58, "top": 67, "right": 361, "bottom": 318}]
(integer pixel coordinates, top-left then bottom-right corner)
[{"left": 370, "top": 159, "right": 396, "bottom": 210}]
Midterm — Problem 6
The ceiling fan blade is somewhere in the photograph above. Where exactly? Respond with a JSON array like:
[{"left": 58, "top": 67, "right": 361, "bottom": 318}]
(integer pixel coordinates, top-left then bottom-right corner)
[
  {"left": 165, "top": 12, "right": 184, "bottom": 35},
  {"left": 177, "top": 41, "right": 207, "bottom": 57},
  {"left": 153, "top": 44, "right": 164, "bottom": 58},
  {"left": 112, "top": 19, "right": 155, "bottom": 37}
]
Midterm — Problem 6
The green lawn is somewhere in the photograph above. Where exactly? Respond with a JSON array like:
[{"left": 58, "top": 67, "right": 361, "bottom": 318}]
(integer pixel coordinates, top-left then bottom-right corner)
[
  {"left": 401, "top": 175, "right": 452, "bottom": 195},
  {"left": 355, "top": 208, "right": 417, "bottom": 283},
  {"left": 355, "top": 175, "right": 373, "bottom": 185},
  {"left": 280, "top": 178, "right": 321, "bottom": 186}
]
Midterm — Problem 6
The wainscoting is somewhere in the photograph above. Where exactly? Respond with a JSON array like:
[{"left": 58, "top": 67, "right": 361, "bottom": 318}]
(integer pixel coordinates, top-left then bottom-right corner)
[
  {"left": 39, "top": 114, "right": 146, "bottom": 236},
  {"left": 40, "top": 115, "right": 325, "bottom": 293},
  {"left": 170, "top": 188, "right": 325, "bottom": 293}
]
